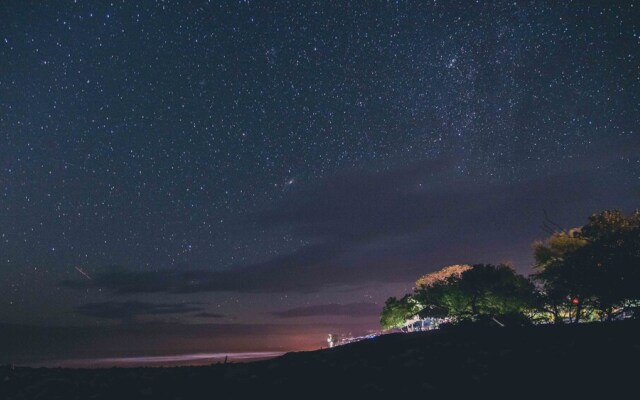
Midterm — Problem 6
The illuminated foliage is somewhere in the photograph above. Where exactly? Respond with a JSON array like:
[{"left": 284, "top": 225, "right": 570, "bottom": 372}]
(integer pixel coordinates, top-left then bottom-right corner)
[
  {"left": 431, "top": 264, "right": 536, "bottom": 322},
  {"left": 380, "top": 294, "right": 418, "bottom": 330},
  {"left": 383, "top": 264, "right": 536, "bottom": 329},
  {"left": 532, "top": 229, "right": 587, "bottom": 272},
  {"left": 415, "top": 264, "right": 471, "bottom": 289}
]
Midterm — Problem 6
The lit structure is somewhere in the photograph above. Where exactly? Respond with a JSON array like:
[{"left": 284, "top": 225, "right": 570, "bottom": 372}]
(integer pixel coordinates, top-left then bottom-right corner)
[{"left": 402, "top": 316, "right": 447, "bottom": 332}]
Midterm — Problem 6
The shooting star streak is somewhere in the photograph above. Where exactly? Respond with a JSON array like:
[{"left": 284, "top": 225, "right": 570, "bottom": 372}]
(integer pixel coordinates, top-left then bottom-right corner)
[{"left": 74, "top": 266, "right": 92, "bottom": 280}]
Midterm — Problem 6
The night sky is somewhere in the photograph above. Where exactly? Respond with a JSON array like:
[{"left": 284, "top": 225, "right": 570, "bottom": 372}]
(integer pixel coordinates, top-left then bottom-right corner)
[{"left": 1, "top": 0, "right": 638, "bottom": 365}]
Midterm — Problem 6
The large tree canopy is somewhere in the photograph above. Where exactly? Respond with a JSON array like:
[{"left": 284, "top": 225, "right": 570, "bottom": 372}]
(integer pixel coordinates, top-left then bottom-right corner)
[
  {"left": 384, "top": 264, "right": 536, "bottom": 328},
  {"left": 382, "top": 209, "right": 640, "bottom": 330}
]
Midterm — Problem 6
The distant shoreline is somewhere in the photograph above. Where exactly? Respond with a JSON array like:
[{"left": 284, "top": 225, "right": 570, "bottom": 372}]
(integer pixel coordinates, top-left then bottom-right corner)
[{"left": 18, "top": 352, "right": 285, "bottom": 369}]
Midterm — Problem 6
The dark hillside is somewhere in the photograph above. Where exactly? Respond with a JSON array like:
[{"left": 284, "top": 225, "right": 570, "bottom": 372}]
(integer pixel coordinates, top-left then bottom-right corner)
[{"left": 3, "top": 321, "right": 639, "bottom": 399}]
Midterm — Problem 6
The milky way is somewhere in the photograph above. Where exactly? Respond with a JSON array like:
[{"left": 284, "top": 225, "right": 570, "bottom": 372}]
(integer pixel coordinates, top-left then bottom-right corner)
[{"left": 0, "top": 1, "right": 638, "bottom": 364}]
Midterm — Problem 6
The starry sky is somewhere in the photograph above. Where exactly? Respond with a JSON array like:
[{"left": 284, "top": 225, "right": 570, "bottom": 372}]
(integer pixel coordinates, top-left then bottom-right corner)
[{"left": 0, "top": 0, "right": 638, "bottom": 365}]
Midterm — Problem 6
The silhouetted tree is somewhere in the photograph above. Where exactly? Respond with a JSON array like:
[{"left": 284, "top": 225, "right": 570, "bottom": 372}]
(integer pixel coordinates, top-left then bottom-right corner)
[
  {"left": 533, "top": 209, "right": 640, "bottom": 322},
  {"left": 573, "top": 210, "right": 640, "bottom": 320},
  {"left": 456, "top": 264, "right": 536, "bottom": 322},
  {"left": 533, "top": 229, "right": 591, "bottom": 323}
]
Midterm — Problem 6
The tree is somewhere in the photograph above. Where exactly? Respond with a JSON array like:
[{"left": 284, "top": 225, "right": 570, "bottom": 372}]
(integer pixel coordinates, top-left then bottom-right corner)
[
  {"left": 532, "top": 229, "right": 587, "bottom": 271},
  {"left": 380, "top": 294, "right": 417, "bottom": 330},
  {"left": 575, "top": 210, "right": 640, "bottom": 320},
  {"left": 455, "top": 264, "right": 536, "bottom": 321},
  {"left": 414, "top": 264, "right": 536, "bottom": 325},
  {"left": 413, "top": 264, "right": 472, "bottom": 320},
  {"left": 532, "top": 229, "right": 590, "bottom": 323},
  {"left": 533, "top": 209, "right": 640, "bottom": 322},
  {"left": 415, "top": 264, "right": 471, "bottom": 289},
  {"left": 413, "top": 279, "right": 460, "bottom": 319}
]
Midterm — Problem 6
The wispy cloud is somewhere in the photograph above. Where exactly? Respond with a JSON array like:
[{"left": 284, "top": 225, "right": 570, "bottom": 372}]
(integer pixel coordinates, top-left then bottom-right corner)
[
  {"left": 272, "top": 303, "right": 379, "bottom": 318},
  {"left": 193, "top": 312, "right": 225, "bottom": 319},
  {"left": 61, "top": 160, "right": 636, "bottom": 295},
  {"left": 76, "top": 301, "right": 203, "bottom": 320}
]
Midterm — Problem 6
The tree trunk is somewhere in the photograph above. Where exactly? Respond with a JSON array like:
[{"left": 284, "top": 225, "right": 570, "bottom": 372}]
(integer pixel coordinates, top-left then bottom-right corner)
[
  {"left": 606, "top": 307, "right": 613, "bottom": 322},
  {"left": 471, "top": 294, "right": 478, "bottom": 317},
  {"left": 574, "top": 303, "right": 582, "bottom": 324},
  {"left": 552, "top": 305, "right": 562, "bottom": 324}
]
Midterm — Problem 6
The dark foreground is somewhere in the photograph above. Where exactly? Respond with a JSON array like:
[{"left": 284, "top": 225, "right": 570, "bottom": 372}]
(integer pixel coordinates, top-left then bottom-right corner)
[{"left": 2, "top": 321, "right": 640, "bottom": 399}]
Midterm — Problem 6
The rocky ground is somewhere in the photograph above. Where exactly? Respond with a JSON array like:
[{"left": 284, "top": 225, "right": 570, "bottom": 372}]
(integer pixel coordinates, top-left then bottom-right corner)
[{"left": 2, "top": 320, "right": 639, "bottom": 399}]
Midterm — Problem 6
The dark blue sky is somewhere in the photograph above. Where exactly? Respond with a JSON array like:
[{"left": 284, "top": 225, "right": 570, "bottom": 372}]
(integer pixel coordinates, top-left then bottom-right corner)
[{"left": 0, "top": 0, "right": 638, "bottom": 364}]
